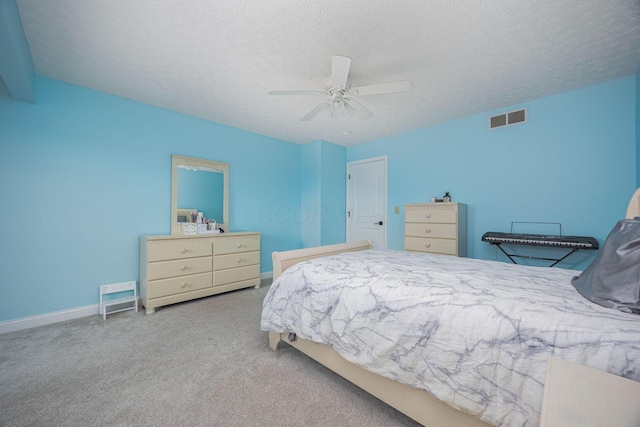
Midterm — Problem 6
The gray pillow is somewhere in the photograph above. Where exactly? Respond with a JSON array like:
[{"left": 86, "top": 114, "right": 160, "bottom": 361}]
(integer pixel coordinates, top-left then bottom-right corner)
[{"left": 571, "top": 218, "right": 640, "bottom": 314}]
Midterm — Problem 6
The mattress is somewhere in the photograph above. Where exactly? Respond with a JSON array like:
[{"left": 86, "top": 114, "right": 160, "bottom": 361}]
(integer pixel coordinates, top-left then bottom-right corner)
[{"left": 260, "top": 249, "right": 640, "bottom": 427}]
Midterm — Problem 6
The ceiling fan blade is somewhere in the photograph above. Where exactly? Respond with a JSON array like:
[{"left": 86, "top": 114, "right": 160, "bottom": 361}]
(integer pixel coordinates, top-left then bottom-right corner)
[
  {"left": 344, "top": 98, "right": 372, "bottom": 119},
  {"left": 300, "top": 101, "right": 329, "bottom": 121},
  {"left": 268, "top": 90, "right": 324, "bottom": 96},
  {"left": 348, "top": 80, "right": 411, "bottom": 96},
  {"left": 331, "top": 55, "right": 351, "bottom": 89}
]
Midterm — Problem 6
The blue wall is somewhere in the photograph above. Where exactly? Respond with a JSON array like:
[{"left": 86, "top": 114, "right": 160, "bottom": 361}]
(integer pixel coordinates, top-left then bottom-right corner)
[
  {"left": 0, "top": 76, "right": 637, "bottom": 323},
  {"left": 320, "top": 141, "right": 346, "bottom": 245},
  {"left": 0, "top": 77, "right": 301, "bottom": 322},
  {"left": 301, "top": 141, "right": 322, "bottom": 247},
  {"left": 300, "top": 140, "right": 347, "bottom": 247},
  {"left": 0, "top": 0, "right": 35, "bottom": 102},
  {"left": 348, "top": 76, "right": 637, "bottom": 270}
]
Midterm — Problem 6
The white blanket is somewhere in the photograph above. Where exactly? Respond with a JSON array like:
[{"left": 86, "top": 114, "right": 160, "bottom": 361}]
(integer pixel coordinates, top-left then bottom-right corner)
[{"left": 260, "top": 249, "right": 640, "bottom": 427}]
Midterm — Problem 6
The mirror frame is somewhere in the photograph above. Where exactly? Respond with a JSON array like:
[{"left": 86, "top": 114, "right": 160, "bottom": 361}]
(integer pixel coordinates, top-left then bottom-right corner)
[{"left": 171, "top": 154, "right": 229, "bottom": 235}]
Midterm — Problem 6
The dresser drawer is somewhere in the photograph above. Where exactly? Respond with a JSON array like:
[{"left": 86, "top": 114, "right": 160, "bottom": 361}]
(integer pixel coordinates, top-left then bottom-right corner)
[
  {"left": 214, "top": 238, "right": 260, "bottom": 255},
  {"left": 147, "top": 272, "right": 212, "bottom": 299},
  {"left": 214, "top": 265, "right": 260, "bottom": 286},
  {"left": 405, "top": 209, "right": 457, "bottom": 224},
  {"left": 405, "top": 223, "right": 457, "bottom": 239},
  {"left": 405, "top": 236, "right": 457, "bottom": 256},
  {"left": 148, "top": 257, "right": 212, "bottom": 281},
  {"left": 148, "top": 240, "right": 212, "bottom": 262},
  {"left": 214, "top": 251, "right": 260, "bottom": 271}
]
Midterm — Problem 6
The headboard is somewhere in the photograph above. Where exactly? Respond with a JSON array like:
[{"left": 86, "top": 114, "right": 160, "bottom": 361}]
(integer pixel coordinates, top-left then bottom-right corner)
[{"left": 627, "top": 188, "right": 640, "bottom": 219}]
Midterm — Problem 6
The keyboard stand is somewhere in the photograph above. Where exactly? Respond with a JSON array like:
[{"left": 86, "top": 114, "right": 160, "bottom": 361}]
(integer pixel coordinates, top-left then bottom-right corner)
[
  {"left": 482, "top": 223, "right": 599, "bottom": 267},
  {"left": 493, "top": 244, "right": 581, "bottom": 267}
]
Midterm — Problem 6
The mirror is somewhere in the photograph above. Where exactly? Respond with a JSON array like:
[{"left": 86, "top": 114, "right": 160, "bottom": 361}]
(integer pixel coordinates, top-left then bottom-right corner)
[{"left": 171, "top": 154, "right": 229, "bottom": 235}]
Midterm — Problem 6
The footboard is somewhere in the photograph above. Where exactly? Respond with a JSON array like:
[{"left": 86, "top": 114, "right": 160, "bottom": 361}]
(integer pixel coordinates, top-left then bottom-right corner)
[{"left": 267, "top": 331, "right": 489, "bottom": 427}]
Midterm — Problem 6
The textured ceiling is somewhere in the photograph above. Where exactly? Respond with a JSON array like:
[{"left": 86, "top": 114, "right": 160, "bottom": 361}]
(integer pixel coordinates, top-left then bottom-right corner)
[{"left": 15, "top": 0, "right": 640, "bottom": 146}]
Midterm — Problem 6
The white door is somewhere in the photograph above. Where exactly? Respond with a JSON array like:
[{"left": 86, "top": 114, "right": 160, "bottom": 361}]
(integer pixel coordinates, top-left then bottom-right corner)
[{"left": 347, "top": 157, "right": 387, "bottom": 249}]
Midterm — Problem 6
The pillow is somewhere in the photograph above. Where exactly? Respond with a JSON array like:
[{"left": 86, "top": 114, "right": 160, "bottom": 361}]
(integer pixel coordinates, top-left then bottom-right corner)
[{"left": 571, "top": 218, "right": 640, "bottom": 314}]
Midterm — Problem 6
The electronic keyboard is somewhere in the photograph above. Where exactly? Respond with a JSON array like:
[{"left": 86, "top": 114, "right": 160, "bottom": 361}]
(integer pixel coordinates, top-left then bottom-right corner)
[{"left": 481, "top": 232, "right": 599, "bottom": 249}]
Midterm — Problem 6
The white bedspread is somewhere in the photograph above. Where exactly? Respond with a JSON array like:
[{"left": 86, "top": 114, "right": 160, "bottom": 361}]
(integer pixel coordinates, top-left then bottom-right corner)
[{"left": 260, "top": 249, "right": 640, "bottom": 427}]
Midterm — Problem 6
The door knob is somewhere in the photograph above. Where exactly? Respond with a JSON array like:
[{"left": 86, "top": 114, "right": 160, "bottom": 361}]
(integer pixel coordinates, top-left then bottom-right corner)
[{"left": 374, "top": 221, "right": 383, "bottom": 225}]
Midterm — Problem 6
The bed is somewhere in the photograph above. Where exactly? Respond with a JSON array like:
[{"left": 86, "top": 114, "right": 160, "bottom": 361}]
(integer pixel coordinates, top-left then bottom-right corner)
[{"left": 261, "top": 190, "right": 640, "bottom": 427}]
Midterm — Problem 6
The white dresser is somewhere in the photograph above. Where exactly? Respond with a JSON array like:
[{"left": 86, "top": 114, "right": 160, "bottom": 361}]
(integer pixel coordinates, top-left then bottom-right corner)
[
  {"left": 140, "top": 232, "right": 260, "bottom": 313},
  {"left": 404, "top": 203, "right": 466, "bottom": 256}
]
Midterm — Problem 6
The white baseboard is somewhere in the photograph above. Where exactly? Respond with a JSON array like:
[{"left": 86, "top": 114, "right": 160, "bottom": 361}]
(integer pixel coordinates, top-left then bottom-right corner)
[
  {"left": 0, "top": 304, "right": 100, "bottom": 334},
  {"left": 260, "top": 271, "right": 273, "bottom": 281},
  {"left": 2, "top": 273, "right": 275, "bottom": 335}
]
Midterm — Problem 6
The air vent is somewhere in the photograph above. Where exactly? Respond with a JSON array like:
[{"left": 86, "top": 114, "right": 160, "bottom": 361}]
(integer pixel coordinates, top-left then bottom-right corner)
[
  {"left": 490, "top": 114, "right": 507, "bottom": 128},
  {"left": 489, "top": 108, "right": 527, "bottom": 129}
]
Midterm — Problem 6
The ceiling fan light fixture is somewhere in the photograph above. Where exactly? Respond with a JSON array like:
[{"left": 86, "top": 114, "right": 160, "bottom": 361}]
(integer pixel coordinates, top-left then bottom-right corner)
[
  {"left": 268, "top": 55, "right": 411, "bottom": 121},
  {"left": 330, "top": 91, "right": 345, "bottom": 111},
  {"left": 324, "top": 100, "right": 355, "bottom": 119}
]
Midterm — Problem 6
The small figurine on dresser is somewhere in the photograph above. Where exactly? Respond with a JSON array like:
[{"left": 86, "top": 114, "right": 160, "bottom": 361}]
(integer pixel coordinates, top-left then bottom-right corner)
[{"left": 443, "top": 192, "right": 451, "bottom": 202}]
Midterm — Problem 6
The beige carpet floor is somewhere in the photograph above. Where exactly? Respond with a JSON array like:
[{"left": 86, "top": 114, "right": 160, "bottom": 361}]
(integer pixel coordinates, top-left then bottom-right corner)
[{"left": 0, "top": 281, "right": 421, "bottom": 427}]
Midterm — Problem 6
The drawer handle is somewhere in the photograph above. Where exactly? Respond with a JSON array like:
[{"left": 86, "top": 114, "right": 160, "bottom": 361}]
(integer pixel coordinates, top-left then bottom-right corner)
[
  {"left": 236, "top": 258, "right": 242, "bottom": 263},
  {"left": 180, "top": 282, "right": 188, "bottom": 288},
  {"left": 425, "top": 243, "right": 431, "bottom": 248},
  {"left": 180, "top": 265, "right": 187, "bottom": 271},
  {"left": 180, "top": 248, "right": 187, "bottom": 254},
  {"left": 426, "top": 213, "right": 431, "bottom": 218},
  {"left": 236, "top": 243, "right": 242, "bottom": 248},
  {"left": 425, "top": 228, "right": 431, "bottom": 233}
]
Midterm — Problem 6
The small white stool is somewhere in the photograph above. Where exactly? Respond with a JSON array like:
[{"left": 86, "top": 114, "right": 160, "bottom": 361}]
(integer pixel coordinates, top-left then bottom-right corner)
[{"left": 99, "top": 281, "right": 138, "bottom": 320}]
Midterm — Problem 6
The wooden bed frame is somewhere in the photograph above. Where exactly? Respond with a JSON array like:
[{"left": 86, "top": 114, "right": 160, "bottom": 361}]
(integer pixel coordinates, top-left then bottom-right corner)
[
  {"left": 269, "top": 240, "right": 490, "bottom": 427},
  {"left": 267, "top": 233, "right": 640, "bottom": 426}
]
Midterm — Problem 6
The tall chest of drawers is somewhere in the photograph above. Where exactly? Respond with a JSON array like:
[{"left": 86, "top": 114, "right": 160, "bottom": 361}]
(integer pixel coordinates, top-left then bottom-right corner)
[
  {"left": 140, "top": 232, "right": 260, "bottom": 314},
  {"left": 404, "top": 203, "right": 466, "bottom": 257}
]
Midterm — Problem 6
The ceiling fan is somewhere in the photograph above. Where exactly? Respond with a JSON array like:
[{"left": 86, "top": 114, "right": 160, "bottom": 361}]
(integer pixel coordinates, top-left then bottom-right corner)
[{"left": 268, "top": 55, "right": 411, "bottom": 121}]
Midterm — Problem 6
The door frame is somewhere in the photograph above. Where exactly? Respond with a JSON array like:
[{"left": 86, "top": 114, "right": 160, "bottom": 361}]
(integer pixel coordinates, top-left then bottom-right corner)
[{"left": 346, "top": 155, "right": 388, "bottom": 249}]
